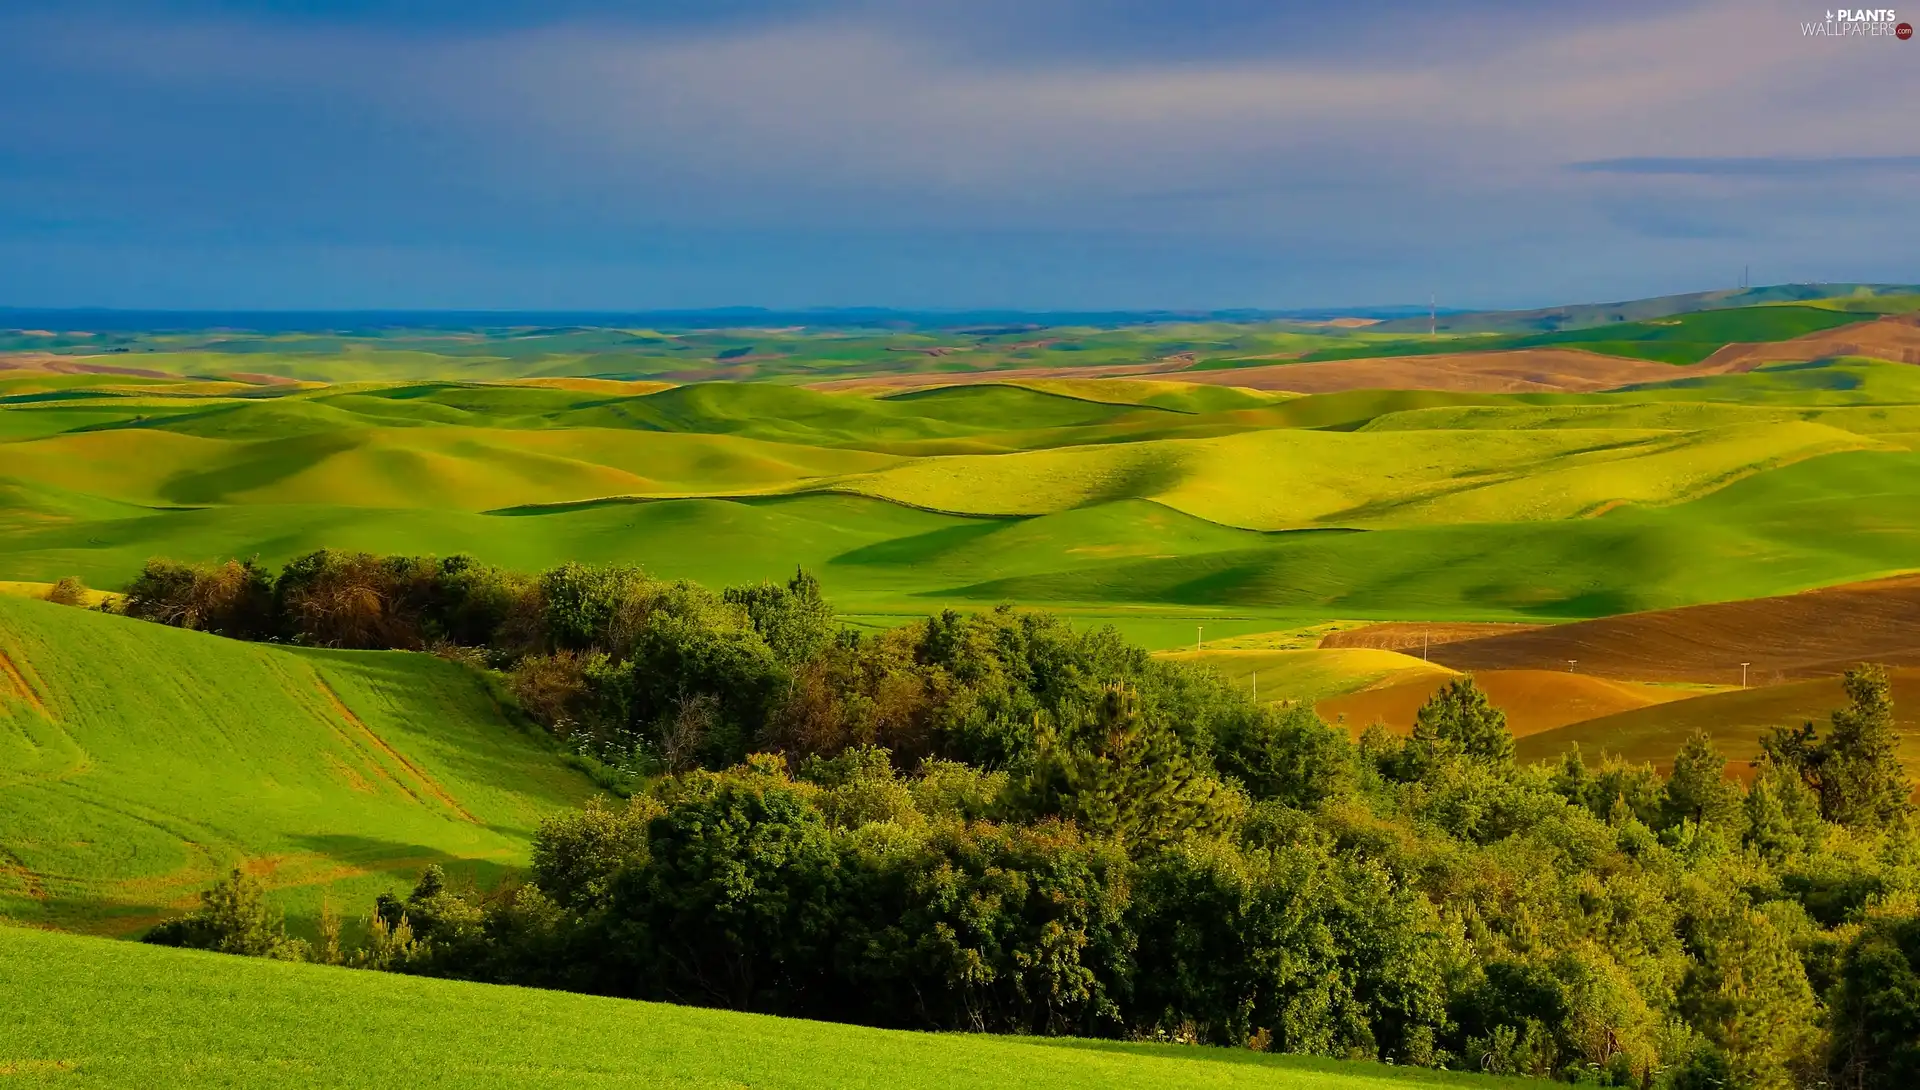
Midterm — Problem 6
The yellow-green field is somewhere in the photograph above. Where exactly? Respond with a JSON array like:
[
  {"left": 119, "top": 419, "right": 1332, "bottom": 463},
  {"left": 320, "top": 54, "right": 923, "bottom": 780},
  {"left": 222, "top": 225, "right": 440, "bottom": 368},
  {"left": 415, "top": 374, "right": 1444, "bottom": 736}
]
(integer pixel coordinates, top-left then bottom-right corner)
[{"left": 11, "top": 363, "right": 1920, "bottom": 642}]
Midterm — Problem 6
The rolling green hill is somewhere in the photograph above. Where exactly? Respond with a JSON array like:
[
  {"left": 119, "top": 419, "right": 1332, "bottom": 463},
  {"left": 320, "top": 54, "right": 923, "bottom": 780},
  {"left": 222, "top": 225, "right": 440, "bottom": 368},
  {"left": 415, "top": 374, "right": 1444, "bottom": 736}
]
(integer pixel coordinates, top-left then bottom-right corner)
[
  {"left": 0, "top": 594, "right": 595, "bottom": 936},
  {"left": 9, "top": 361, "right": 1920, "bottom": 645},
  {"left": 0, "top": 925, "right": 1541, "bottom": 1090},
  {"left": 940, "top": 449, "right": 1920, "bottom": 619}
]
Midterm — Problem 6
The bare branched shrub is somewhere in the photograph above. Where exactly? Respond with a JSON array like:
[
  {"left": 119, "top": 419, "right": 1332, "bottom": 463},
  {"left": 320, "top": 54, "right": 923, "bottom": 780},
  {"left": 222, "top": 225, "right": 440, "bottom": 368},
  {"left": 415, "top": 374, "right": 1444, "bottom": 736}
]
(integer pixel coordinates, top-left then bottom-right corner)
[
  {"left": 511, "top": 651, "right": 590, "bottom": 734},
  {"left": 43, "top": 576, "right": 88, "bottom": 607}
]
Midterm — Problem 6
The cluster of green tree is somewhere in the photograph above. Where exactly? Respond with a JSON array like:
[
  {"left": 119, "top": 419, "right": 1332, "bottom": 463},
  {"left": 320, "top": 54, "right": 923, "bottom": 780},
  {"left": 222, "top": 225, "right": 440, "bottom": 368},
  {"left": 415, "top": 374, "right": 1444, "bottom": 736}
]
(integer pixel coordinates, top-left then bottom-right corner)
[
  {"left": 126, "top": 555, "right": 1920, "bottom": 1087},
  {"left": 119, "top": 552, "right": 1253, "bottom": 778}
]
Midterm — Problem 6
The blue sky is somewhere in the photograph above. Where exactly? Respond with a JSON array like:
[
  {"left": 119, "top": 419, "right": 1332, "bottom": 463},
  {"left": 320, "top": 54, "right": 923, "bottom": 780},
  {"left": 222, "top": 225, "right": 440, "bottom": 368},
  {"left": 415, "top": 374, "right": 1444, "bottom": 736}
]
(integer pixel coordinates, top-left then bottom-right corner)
[{"left": 2, "top": 0, "right": 1916, "bottom": 310}]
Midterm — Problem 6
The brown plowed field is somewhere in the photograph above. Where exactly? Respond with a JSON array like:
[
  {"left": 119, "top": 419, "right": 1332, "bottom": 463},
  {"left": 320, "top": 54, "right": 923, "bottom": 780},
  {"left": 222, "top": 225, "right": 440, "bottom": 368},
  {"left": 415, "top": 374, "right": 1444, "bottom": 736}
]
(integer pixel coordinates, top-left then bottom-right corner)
[
  {"left": 1514, "top": 668, "right": 1920, "bottom": 786},
  {"left": 1698, "top": 312, "right": 1920, "bottom": 370},
  {"left": 1319, "top": 622, "right": 1543, "bottom": 653},
  {"left": 807, "top": 316, "right": 1920, "bottom": 396},
  {"left": 1166, "top": 349, "right": 1734, "bottom": 394},
  {"left": 1316, "top": 669, "right": 1693, "bottom": 739},
  {"left": 1424, "top": 574, "right": 1920, "bottom": 686}
]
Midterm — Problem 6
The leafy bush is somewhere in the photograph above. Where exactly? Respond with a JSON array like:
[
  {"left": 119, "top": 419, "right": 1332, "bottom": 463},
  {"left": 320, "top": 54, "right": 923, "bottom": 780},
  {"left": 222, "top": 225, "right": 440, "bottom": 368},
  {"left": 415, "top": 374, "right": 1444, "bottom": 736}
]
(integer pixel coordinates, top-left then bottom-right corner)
[{"left": 143, "top": 869, "right": 305, "bottom": 960}]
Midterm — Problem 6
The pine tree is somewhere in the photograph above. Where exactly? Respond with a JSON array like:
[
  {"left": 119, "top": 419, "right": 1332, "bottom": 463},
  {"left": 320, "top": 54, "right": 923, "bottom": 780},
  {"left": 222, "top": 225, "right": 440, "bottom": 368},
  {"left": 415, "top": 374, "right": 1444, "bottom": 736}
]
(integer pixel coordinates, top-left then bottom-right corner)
[
  {"left": 1742, "top": 764, "right": 1824, "bottom": 860},
  {"left": 1823, "top": 666, "right": 1911, "bottom": 829},
  {"left": 1760, "top": 665, "right": 1911, "bottom": 830},
  {"left": 1403, "top": 676, "right": 1513, "bottom": 778},
  {"left": 1678, "top": 905, "right": 1823, "bottom": 1089},
  {"left": 141, "top": 868, "right": 300, "bottom": 959},
  {"left": 1661, "top": 730, "right": 1744, "bottom": 831},
  {"left": 1018, "top": 686, "right": 1233, "bottom": 850}
]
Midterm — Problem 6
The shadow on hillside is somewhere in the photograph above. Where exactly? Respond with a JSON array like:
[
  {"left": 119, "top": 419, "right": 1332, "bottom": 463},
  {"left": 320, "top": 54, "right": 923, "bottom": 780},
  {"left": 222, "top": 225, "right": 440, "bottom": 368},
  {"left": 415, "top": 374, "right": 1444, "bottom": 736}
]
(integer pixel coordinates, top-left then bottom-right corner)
[
  {"left": 1007, "top": 1037, "right": 1513, "bottom": 1085},
  {"left": 281, "top": 833, "right": 526, "bottom": 940}
]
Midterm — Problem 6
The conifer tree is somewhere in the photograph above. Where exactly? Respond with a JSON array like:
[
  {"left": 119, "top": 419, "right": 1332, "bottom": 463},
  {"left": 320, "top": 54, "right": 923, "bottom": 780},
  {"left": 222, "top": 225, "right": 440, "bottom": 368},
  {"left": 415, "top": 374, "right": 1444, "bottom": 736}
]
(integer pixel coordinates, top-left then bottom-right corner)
[
  {"left": 1018, "top": 685, "right": 1233, "bottom": 850},
  {"left": 1402, "top": 676, "right": 1513, "bottom": 778},
  {"left": 1661, "top": 730, "right": 1744, "bottom": 831},
  {"left": 1760, "top": 665, "right": 1911, "bottom": 830}
]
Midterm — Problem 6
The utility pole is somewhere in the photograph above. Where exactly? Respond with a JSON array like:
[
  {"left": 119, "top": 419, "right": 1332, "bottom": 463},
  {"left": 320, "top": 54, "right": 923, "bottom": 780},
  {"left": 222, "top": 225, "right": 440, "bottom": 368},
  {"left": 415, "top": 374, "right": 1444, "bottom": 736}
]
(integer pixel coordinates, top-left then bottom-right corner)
[
  {"left": 1566, "top": 659, "right": 1577, "bottom": 672},
  {"left": 1252, "top": 670, "right": 1257, "bottom": 703},
  {"left": 1741, "top": 662, "right": 1750, "bottom": 689},
  {"left": 1423, "top": 630, "right": 1429, "bottom": 662},
  {"left": 1196, "top": 626, "right": 1203, "bottom": 654},
  {"left": 1430, "top": 293, "right": 1437, "bottom": 338}
]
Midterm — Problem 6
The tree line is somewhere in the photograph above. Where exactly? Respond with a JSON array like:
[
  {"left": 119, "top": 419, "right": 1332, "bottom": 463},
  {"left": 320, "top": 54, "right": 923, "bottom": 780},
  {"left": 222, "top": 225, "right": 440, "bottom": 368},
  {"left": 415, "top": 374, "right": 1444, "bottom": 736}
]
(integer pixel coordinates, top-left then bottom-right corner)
[{"left": 121, "top": 551, "right": 1920, "bottom": 1089}]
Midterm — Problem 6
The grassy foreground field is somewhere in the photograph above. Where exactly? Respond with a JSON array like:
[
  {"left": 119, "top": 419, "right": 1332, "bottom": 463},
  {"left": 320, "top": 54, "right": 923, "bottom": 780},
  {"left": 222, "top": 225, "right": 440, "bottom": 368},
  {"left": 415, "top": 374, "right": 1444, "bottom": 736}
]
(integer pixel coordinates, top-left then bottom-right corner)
[
  {"left": 0, "top": 594, "right": 595, "bottom": 935},
  {"left": 0, "top": 925, "right": 1541, "bottom": 1090}
]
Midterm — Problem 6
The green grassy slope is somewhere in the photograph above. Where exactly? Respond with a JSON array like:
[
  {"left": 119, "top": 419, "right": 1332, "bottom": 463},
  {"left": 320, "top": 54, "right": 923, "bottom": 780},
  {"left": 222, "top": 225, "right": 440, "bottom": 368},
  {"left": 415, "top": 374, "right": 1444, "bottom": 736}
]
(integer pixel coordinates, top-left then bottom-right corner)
[
  {"left": 0, "top": 595, "right": 595, "bottom": 935},
  {"left": 943, "top": 449, "right": 1920, "bottom": 619},
  {"left": 0, "top": 926, "right": 1541, "bottom": 1090},
  {"left": 828, "top": 420, "right": 1878, "bottom": 528}
]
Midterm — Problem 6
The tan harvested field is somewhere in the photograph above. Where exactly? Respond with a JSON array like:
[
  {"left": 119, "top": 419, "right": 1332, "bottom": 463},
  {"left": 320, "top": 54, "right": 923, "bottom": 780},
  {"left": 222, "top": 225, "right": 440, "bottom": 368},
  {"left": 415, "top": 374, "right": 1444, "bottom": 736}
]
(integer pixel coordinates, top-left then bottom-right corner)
[
  {"left": 1319, "top": 622, "right": 1544, "bottom": 653},
  {"left": 1424, "top": 574, "right": 1920, "bottom": 685},
  {"left": 1698, "top": 312, "right": 1920, "bottom": 369},
  {"left": 1170, "top": 349, "right": 1746, "bottom": 394},
  {"left": 1317, "top": 668, "right": 1695, "bottom": 739},
  {"left": 1514, "top": 668, "right": 1920, "bottom": 785}
]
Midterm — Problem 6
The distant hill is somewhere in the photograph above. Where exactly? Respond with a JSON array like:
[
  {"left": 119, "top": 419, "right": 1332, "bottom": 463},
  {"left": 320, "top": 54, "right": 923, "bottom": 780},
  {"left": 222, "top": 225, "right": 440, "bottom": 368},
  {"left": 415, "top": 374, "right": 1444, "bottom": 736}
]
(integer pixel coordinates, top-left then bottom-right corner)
[
  {"left": 1372, "top": 283, "right": 1920, "bottom": 335},
  {"left": 0, "top": 305, "right": 1432, "bottom": 335}
]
